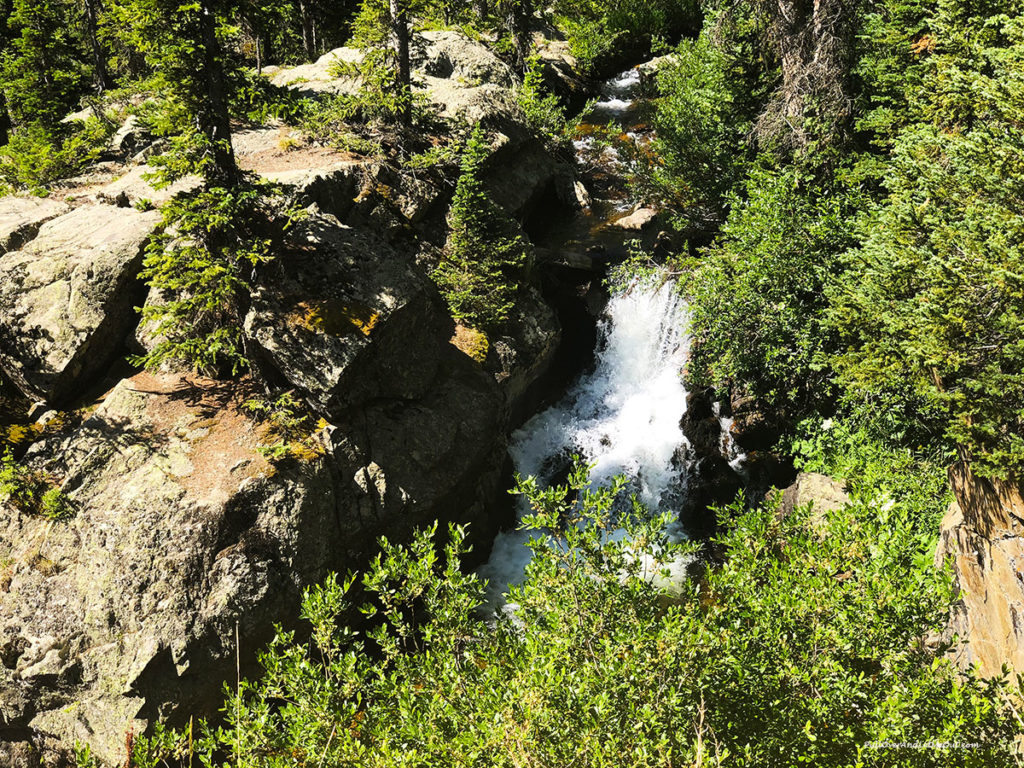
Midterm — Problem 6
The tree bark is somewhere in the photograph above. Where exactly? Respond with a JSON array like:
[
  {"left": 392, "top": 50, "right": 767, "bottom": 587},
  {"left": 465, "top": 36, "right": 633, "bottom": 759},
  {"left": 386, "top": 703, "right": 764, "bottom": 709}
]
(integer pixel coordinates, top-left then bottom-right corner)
[
  {"left": 83, "top": 0, "right": 113, "bottom": 92},
  {"left": 389, "top": 0, "right": 411, "bottom": 128},
  {"left": 199, "top": 0, "right": 238, "bottom": 186},
  {"left": 299, "top": 0, "right": 316, "bottom": 60},
  {"left": 0, "top": 92, "right": 9, "bottom": 146}
]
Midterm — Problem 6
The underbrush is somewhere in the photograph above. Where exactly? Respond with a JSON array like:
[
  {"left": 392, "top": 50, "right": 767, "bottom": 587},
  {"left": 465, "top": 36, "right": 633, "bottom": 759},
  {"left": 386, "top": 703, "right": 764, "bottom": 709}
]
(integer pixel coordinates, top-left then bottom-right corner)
[{"left": 125, "top": 449, "right": 1022, "bottom": 768}]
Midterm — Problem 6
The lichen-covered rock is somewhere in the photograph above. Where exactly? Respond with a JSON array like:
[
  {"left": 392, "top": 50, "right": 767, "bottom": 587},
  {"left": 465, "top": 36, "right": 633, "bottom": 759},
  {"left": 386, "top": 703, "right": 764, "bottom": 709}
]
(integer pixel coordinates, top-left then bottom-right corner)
[
  {"left": 414, "top": 30, "right": 514, "bottom": 87},
  {"left": 0, "top": 372, "right": 342, "bottom": 766},
  {"left": 0, "top": 197, "right": 70, "bottom": 256},
  {"left": 935, "top": 463, "right": 1024, "bottom": 678},
  {"left": 0, "top": 204, "right": 160, "bottom": 404},
  {"left": 774, "top": 472, "right": 850, "bottom": 527},
  {"left": 244, "top": 213, "right": 452, "bottom": 417}
]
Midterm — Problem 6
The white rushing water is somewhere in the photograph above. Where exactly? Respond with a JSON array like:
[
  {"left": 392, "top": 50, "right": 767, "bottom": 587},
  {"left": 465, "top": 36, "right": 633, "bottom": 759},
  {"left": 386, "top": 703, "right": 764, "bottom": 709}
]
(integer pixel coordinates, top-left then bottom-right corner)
[{"left": 478, "top": 278, "right": 692, "bottom": 606}]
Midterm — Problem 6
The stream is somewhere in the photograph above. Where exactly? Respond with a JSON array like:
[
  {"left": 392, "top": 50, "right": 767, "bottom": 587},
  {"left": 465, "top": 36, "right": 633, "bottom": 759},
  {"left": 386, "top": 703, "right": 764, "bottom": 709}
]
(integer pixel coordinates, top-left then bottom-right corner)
[{"left": 477, "top": 64, "right": 729, "bottom": 607}]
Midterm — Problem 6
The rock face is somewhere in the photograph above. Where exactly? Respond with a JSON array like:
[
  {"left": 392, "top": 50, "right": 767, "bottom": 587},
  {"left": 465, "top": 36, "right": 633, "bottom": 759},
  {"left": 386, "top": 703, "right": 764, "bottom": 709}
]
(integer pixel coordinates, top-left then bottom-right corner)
[
  {"left": 0, "top": 205, "right": 160, "bottom": 404},
  {"left": 0, "top": 28, "right": 577, "bottom": 766},
  {"left": 0, "top": 212, "right": 512, "bottom": 766},
  {"left": 774, "top": 472, "right": 850, "bottom": 525},
  {"left": 935, "top": 463, "right": 1024, "bottom": 678},
  {"left": 245, "top": 213, "right": 451, "bottom": 417},
  {"left": 0, "top": 373, "right": 341, "bottom": 763},
  {"left": 0, "top": 198, "right": 70, "bottom": 256}
]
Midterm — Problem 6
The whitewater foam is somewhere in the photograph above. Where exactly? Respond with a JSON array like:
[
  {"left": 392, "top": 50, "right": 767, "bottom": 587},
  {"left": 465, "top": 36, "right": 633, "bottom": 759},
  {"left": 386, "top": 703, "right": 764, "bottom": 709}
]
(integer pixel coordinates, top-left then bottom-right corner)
[{"left": 478, "top": 278, "right": 692, "bottom": 606}]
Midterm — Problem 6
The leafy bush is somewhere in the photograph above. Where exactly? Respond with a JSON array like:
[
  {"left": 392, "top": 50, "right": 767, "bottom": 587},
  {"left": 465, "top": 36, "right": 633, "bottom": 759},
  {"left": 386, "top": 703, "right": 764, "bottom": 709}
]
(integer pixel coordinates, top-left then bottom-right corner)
[
  {"left": 650, "top": 33, "right": 748, "bottom": 233},
  {"left": 432, "top": 126, "right": 528, "bottom": 330},
  {"left": 683, "top": 164, "right": 858, "bottom": 417},
  {"left": 128, "top": 456, "right": 1021, "bottom": 767},
  {"left": 553, "top": 0, "right": 698, "bottom": 74}
]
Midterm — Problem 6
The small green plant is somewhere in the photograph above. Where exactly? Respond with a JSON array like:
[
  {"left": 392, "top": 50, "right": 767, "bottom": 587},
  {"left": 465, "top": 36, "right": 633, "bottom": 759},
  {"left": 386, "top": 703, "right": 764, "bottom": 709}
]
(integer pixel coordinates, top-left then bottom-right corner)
[
  {"left": 432, "top": 126, "right": 528, "bottom": 330},
  {"left": 515, "top": 56, "right": 570, "bottom": 145},
  {"left": 244, "top": 391, "right": 327, "bottom": 463},
  {"left": 0, "top": 449, "right": 73, "bottom": 520},
  {"left": 0, "top": 118, "right": 115, "bottom": 194}
]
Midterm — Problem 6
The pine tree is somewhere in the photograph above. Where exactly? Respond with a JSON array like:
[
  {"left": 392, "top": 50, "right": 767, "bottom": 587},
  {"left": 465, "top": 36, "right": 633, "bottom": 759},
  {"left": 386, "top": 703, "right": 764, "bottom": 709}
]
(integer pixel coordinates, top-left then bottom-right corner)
[
  {"left": 0, "top": 0, "right": 87, "bottom": 128},
  {"left": 110, "top": 0, "right": 240, "bottom": 185},
  {"left": 433, "top": 127, "right": 528, "bottom": 329}
]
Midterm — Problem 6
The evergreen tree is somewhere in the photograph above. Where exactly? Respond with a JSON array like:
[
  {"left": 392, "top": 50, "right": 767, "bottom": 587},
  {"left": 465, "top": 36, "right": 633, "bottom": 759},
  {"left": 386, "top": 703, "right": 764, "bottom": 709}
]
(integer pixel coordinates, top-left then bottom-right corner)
[
  {"left": 0, "top": 0, "right": 87, "bottom": 128},
  {"left": 111, "top": 0, "right": 240, "bottom": 185},
  {"left": 433, "top": 127, "right": 528, "bottom": 329}
]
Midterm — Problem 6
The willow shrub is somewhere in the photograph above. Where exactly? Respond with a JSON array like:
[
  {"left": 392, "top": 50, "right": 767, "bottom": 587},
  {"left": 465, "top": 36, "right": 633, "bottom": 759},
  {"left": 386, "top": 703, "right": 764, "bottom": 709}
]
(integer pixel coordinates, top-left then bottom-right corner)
[{"left": 127, "top": 455, "right": 1021, "bottom": 768}]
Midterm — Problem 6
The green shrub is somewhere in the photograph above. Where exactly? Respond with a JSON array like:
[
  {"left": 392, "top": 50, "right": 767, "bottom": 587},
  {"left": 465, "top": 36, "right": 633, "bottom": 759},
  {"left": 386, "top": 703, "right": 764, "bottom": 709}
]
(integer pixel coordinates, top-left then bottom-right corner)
[
  {"left": 683, "top": 164, "right": 859, "bottom": 417},
  {"left": 514, "top": 56, "right": 572, "bottom": 146},
  {"left": 132, "top": 179, "right": 300, "bottom": 375},
  {"left": 128, "top": 455, "right": 1021, "bottom": 767},
  {"left": 0, "top": 118, "right": 114, "bottom": 195},
  {"left": 0, "top": 449, "right": 73, "bottom": 520}
]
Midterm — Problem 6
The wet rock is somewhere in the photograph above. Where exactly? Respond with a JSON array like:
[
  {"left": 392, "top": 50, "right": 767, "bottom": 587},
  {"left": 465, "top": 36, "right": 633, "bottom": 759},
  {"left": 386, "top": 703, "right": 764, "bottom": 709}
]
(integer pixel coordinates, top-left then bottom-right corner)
[
  {"left": 679, "top": 388, "right": 720, "bottom": 458},
  {"left": 935, "top": 463, "right": 1024, "bottom": 678},
  {"left": 244, "top": 212, "right": 451, "bottom": 417},
  {"left": 0, "top": 198, "right": 70, "bottom": 256},
  {"left": 487, "top": 286, "right": 561, "bottom": 423},
  {"left": 742, "top": 450, "right": 796, "bottom": 492},
  {"left": 679, "top": 455, "right": 742, "bottom": 538},
  {"left": 0, "top": 204, "right": 161, "bottom": 404},
  {"left": 728, "top": 393, "right": 780, "bottom": 452}
]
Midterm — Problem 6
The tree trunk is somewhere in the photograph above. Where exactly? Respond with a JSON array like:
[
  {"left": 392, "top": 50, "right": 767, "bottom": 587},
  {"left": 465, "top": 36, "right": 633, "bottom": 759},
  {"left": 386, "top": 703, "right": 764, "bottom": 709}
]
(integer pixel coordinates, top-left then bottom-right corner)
[
  {"left": 502, "top": 0, "right": 532, "bottom": 73},
  {"left": 299, "top": 0, "right": 316, "bottom": 60},
  {"left": 389, "top": 0, "right": 411, "bottom": 128},
  {"left": 0, "top": 92, "right": 9, "bottom": 146},
  {"left": 83, "top": 0, "right": 113, "bottom": 92},
  {"left": 199, "top": 0, "right": 238, "bottom": 186}
]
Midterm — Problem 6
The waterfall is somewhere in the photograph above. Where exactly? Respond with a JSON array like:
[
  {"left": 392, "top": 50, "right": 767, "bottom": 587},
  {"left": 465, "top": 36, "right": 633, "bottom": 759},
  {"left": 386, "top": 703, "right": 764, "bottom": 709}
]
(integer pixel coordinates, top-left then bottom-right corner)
[{"left": 478, "top": 277, "right": 691, "bottom": 606}]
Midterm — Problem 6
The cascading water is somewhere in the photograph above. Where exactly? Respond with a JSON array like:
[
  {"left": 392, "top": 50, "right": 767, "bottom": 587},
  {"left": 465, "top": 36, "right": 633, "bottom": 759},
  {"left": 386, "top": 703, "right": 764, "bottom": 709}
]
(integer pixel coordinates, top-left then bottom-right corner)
[{"left": 478, "top": 277, "right": 692, "bottom": 606}]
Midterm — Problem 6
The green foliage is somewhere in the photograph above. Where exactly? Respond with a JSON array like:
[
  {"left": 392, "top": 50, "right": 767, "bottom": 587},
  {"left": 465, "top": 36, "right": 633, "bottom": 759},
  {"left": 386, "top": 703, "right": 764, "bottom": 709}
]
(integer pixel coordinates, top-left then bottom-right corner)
[
  {"left": 650, "top": 33, "right": 748, "bottom": 232},
  {"left": 0, "top": 449, "right": 73, "bottom": 520},
  {"left": 0, "top": 0, "right": 87, "bottom": 127},
  {"left": 553, "top": 0, "right": 698, "bottom": 74},
  {"left": 828, "top": 7, "right": 1024, "bottom": 480},
  {"left": 514, "top": 56, "right": 572, "bottom": 146},
  {"left": 129, "top": 459, "right": 1021, "bottom": 767},
  {"left": 433, "top": 127, "right": 528, "bottom": 330},
  {"left": 683, "top": 164, "right": 858, "bottom": 416},
  {"left": 107, "top": 0, "right": 241, "bottom": 183},
  {"left": 244, "top": 391, "right": 327, "bottom": 462},
  {"left": 0, "top": 117, "right": 114, "bottom": 194},
  {"left": 132, "top": 180, "right": 298, "bottom": 375}
]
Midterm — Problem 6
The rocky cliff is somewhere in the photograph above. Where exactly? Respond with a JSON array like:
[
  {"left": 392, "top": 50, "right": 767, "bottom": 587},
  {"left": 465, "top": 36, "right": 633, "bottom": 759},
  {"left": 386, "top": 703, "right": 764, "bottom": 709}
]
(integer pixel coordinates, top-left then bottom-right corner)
[
  {"left": 936, "top": 463, "right": 1024, "bottom": 679},
  {"left": 0, "top": 31, "right": 580, "bottom": 766}
]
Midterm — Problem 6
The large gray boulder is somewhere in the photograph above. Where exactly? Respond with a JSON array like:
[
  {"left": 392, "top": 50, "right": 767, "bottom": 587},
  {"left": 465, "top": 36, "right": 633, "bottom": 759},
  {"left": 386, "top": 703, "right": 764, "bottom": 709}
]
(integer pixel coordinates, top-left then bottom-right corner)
[
  {"left": 0, "top": 204, "right": 160, "bottom": 404},
  {"left": 244, "top": 213, "right": 452, "bottom": 417},
  {"left": 0, "top": 372, "right": 343, "bottom": 765},
  {"left": 0, "top": 197, "right": 70, "bottom": 256}
]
